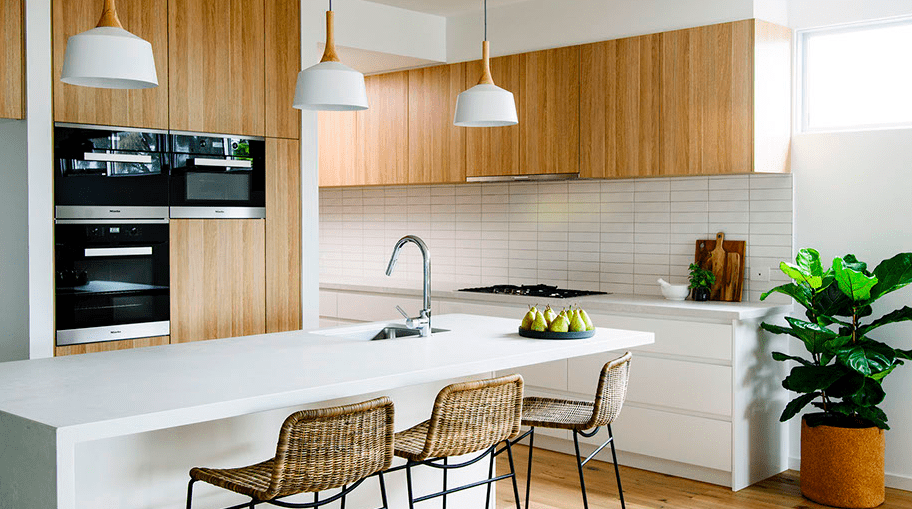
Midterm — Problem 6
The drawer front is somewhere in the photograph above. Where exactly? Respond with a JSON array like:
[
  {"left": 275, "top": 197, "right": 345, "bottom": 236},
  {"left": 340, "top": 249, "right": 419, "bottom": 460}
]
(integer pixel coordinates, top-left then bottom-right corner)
[
  {"left": 568, "top": 354, "right": 732, "bottom": 417},
  {"left": 604, "top": 405, "right": 732, "bottom": 472},
  {"left": 498, "top": 359, "right": 568, "bottom": 391},
  {"left": 590, "top": 313, "right": 732, "bottom": 362},
  {"left": 319, "top": 291, "right": 338, "bottom": 318}
]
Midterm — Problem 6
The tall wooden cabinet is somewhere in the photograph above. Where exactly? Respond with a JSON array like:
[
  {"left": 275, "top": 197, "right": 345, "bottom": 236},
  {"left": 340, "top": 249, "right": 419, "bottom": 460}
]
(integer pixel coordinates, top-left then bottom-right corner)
[
  {"left": 170, "top": 219, "right": 267, "bottom": 343},
  {"left": 318, "top": 110, "right": 360, "bottom": 187},
  {"left": 464, "top": 53, "right": 522, "bottom": 177},
  {"left": 168, "top": 0, "right": 265, "bottom": 136},
  {"left": 265, "top": 0, "right": 301, "bottom": 139},
  {"left": 1, "top": 0, "right": 24, "bottom": 120},
  {"left": 408, "top": 63, "right": 466, "bottom": 184},
  {"left": 266, "top": 138, "right": 302, "bottom": 333},
  {"left": 52, "top": 0, "right": 169, "bottom": 128}
]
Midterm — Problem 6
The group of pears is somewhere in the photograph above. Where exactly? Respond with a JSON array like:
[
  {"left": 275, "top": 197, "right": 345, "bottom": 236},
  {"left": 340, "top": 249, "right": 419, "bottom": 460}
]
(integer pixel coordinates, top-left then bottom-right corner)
[{"left": 520, "top": 305, "right": 594, "bottom": 333}]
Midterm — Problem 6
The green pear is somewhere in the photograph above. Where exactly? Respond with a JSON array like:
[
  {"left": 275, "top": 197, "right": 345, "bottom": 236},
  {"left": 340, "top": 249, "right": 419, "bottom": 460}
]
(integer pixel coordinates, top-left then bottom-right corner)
[
  {"left": 544, "top": 305, "right": 557, "bottom": 326},
  {"left": 569, "top": 309, "right": 586, "bottom": 332},
  {"left": 531, "top": 311, "right": 548, "bottom": 332},
  {"left": 580, "top": 309, "right": 594, "bottom": 331},
  {"left": 520, "top": 308, "right": 536, "bottom": 330},
  {"left": 548, "top": 314, "right": 570, "bottom": 332}
]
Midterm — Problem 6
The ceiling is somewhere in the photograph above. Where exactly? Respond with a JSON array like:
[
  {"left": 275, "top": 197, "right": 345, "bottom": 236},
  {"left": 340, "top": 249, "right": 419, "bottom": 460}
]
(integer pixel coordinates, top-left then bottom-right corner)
[
  {"left": 363, "top": 0, "right": 525, "bottom": 17},
  {"left": 317, "top": 43, "right": 442, "bottom": 74}
]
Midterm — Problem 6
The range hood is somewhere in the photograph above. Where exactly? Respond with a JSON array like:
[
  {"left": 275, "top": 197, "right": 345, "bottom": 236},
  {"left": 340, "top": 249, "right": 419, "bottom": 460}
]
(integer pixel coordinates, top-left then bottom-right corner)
[{"left": 466, "top": 172, "right": 579, "bottom": 183}]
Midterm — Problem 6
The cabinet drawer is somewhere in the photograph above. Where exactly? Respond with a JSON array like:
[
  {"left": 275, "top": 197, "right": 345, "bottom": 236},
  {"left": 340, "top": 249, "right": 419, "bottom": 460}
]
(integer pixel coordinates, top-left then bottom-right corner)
[
  {"left": 590, "top": 314, "right": 732, "bottom": 362},
  {"left": 568, "top": 354, "right": 732, "bottom": 417},
  {"left": 319, "top": 291, "right": 338, "bottom": 318},
  {"left": 498, "top": 360, "right": 568, "bottom": 392},
  {"left": 604, "top": 405, "right": 732, "bottom": 472}
]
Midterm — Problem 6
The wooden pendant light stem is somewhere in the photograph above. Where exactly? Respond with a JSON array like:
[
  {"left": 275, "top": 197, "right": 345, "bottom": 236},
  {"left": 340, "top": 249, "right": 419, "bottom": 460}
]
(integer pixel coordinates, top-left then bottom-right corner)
[
  {"left": 96, "top": 0, "right": 124, "bottom": 29},
  {"left": 320, "top": 10, "right": 341, "bottom": 63},
  {"left": 477, "top": 40, "right": 495, "bottom": 85}
]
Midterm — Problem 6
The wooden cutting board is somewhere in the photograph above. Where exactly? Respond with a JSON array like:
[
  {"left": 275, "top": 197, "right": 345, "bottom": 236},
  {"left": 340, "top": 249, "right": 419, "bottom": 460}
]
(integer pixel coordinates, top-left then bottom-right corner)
[{"left": 694, "top": 232, "right": 746, "bottom": 302}]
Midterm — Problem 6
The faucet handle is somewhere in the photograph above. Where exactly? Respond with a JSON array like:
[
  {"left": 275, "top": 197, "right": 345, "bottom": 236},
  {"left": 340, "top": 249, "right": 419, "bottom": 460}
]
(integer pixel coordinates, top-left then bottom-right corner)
[{"left": 395, "top": 305, "right": 410, "bottom": 320}]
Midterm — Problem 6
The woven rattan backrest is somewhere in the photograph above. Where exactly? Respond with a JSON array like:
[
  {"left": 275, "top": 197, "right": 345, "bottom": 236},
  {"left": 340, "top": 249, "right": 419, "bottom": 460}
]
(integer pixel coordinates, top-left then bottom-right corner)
[
  {"left": 421, "top": 374, "right": 524, "bottom": 459},
  {"left": 585, "top": 352, "right": 632, "bottom": 429},
  {"left": 266, "top": 397, "right": 395, "bottom": 498}
]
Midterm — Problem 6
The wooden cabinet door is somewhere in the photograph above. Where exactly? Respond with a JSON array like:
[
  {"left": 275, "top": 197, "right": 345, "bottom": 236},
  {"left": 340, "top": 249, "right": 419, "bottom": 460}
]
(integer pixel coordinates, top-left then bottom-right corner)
[
  {"left": 359, "top": 72, "right": 409, "bottom": 186},
  {"left": 169, "top": 0, "right": 265, "bottom": 136},
  {"left": 465, "top": 53, "right": 522, "bottom": 177},
  {"left": 519, "top": 46, "right": 580, "bottom": 175},
  {"left": 53, "top": 0, "right": 169, "bottom": 128},
  {"left": 55, "top": 336, "right": 170, "bottom": 356},
  {"left": 266, "top": 138, "right": 301, "bottom": 333},
  {"left": 581, "top": 35, "right": 662, "bottom": 179},
  {"left": 170, "top": 219, "right": 266, "bottom": 342},
  {"left": 318, "top": 110, "right": 360, "bottom": 187},
  {"left": 1, "top": 0, "right": 24, "bottom": 119},
  {"left": 265, "top": 0, "right": 300, "bottom": 139},
  {"left": 408, "top": 63, "right": 466, "bottom": 184}
]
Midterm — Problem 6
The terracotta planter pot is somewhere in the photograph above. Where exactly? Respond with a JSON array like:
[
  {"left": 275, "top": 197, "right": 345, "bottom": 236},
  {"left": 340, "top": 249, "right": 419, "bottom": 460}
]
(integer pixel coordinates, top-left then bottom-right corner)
[{"left": 801, "top": 415, "right": 885, "bottom": 508}]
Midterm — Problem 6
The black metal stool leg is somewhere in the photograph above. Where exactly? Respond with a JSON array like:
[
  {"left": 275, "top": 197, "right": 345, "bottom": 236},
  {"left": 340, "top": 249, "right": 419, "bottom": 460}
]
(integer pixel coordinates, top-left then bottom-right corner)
[
  {"left": 313, "top": 492, "right": 319, "bottom": 504},
  {"left": 573, "top": 431, "right": 590, "bottom": 509},
  {"left": 608, "top": 425, "right": 626, "bottom": 509},
  {"left": 340, "top": 484, "right": 347, "bottom": 509},
  {"left": 186, "top": 479, "right": 196, "bottom": 509},
  {"left": 442, "top": 457, "right": 448, "bottom": 509},
  {"left": 248, "top": 497, "right": 256, "bottom": 508},
  {"left": 378, "top": 471, "right": 389, "bottom": 509},
  {"left": 405, "top": 463, "right": 416, "bottom": 509},
  {"left": 524, "top": 427, "right": 535, "bottom": 509},
  {"left": 484, "top": 447, "right": 495, "bottom": 509},
  {"left": 505, "top": 440, "right": 522, "bottom": 509}
]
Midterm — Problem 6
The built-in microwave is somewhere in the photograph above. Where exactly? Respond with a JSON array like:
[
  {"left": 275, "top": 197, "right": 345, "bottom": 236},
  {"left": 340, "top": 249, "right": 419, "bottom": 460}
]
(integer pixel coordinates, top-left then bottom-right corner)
[
  {"left": 169, "top": 132, "right": 266, "bottom": 219},
  {"left": 54, "top": 124, "right": 170, "bottom": 220}
]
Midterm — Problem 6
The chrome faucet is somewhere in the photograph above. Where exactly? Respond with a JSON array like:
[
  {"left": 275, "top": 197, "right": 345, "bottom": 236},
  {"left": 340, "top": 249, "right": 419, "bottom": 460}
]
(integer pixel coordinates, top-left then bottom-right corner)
[{"left": 386, "top": 235, "right": 431, "bottom": 337}]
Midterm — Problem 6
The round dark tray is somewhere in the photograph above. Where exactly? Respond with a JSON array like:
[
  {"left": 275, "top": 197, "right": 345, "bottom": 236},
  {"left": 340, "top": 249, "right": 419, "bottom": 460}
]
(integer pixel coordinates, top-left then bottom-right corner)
[{"left": 518, "top": 327, "right": 596, "bottom": 340}]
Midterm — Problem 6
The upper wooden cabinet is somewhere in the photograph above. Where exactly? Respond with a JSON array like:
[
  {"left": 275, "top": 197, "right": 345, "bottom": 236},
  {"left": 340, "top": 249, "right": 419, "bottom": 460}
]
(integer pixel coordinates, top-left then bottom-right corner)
[
  {"left": 581, "top": 34, "right": 662, "bottom": 179},
  {"left": 266, "top": 138, "right": 302, "bottom": 333},
  {"left": 318, "top": 109, "right": 359, "bottom": 187},
  {"left": 464, "top": 53, "right": 522, "bottom": 177},
  {"left": 265, "top": 0, "right": 300, "bottom": 139},
  {"left": 408, "top": 63, "right": 466, "bottom": 184},
  {"left": 169, "top": 0, "right": 265, "bottom": 136},
  {"left": 53, "top": 0, "right": 169, "bottom": 128},
  {"left": 1, "top": 0, "right": 24, "bottom": 120}
]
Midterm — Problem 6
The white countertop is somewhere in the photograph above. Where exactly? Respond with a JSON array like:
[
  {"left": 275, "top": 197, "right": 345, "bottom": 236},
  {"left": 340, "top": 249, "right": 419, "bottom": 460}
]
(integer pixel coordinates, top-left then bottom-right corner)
[
  {"left": 0, "top": 314, "right": 652, "bottom": 443},
  {"left": 321, "top": 279, "right": 793, "bottom": 321}
]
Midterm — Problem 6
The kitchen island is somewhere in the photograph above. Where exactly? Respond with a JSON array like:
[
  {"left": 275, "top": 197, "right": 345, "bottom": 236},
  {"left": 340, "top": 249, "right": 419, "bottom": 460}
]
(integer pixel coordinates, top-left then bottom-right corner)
[{"left": 0, "top": 314, "right": 652, "bottom": 509}]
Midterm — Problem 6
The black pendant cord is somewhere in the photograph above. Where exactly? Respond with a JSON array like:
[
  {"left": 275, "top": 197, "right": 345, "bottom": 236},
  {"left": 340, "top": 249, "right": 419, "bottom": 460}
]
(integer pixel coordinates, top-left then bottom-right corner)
[
  {"left": 484, "top": 0, "right": 487, "bottom": 41},
  {"left": 330, "top": 0, "right": 332, "bottom": 11}
]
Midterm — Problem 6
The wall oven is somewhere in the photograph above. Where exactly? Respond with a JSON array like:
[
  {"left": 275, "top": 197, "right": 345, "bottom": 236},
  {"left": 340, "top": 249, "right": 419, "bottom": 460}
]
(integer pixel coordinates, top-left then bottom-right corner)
[
  {"left": 54, "top": 124, "right": 170, "bottom": 220},
  {"left": 169, "top": 132, "right": 266, "bottom": 218},
  {"left": 55, "top": 220, "right": 170, "bottom": 346}
]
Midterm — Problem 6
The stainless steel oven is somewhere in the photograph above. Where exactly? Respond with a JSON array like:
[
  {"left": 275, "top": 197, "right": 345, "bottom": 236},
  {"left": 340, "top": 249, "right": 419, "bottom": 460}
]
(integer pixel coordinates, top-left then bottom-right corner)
[
  {"left": 55, "top": 219, "right": 170, "bottom": 346},
  {"left": 169, "top": 132, "right": 265, "bottom": 218},
  {"left": 54, "top": 124, "right": 170, "bottom": 220}
]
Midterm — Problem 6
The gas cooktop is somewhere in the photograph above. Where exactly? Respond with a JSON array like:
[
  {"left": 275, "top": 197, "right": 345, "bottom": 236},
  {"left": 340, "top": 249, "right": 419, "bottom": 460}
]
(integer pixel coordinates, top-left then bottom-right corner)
[{"left": 458, "top": 284, "right": 607, "bottom": 299}]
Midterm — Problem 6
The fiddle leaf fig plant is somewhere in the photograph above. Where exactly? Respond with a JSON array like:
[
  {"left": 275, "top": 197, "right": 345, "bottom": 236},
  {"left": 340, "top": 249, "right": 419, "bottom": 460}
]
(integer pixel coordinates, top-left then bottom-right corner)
[{"left": 761, "top": 249, "right": 912, "bottom": 429}]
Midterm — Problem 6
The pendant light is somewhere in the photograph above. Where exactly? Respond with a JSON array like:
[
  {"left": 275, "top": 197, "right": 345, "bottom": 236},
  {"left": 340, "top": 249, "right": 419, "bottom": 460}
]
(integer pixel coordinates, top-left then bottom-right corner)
[
  {"left": 293, "top": 0, "right": 369, "bottom": 111},
  {"left": 61, "top": 0, "right": 158, "bottom": 89},
  {"left": 453, "top": 0, "right": 518, "bottom": 127}
]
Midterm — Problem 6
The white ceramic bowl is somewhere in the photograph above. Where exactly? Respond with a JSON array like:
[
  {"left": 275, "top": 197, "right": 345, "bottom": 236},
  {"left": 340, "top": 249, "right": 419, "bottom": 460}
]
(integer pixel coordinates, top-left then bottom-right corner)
[{"left": 660, "top": 284, "right": 690, "bottom": 301}]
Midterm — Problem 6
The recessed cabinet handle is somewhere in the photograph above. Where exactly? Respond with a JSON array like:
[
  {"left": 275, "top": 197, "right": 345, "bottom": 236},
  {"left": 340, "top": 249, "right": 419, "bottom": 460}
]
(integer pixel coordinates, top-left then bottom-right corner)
[
  {"left": 192, "top": 158, "right": 253, "bottom": 168},
  {"left": 84, "top": 247, "right": 153, "bottom": 257},
  {"left": 84, "top": 153, "right": 153, "bottom": 164}
]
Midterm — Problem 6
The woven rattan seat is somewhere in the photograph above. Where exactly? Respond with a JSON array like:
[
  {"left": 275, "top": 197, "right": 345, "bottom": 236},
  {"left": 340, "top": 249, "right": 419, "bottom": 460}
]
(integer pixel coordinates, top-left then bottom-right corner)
[{"left": 186, "top": 397, "right": 395, "bottom": 508}]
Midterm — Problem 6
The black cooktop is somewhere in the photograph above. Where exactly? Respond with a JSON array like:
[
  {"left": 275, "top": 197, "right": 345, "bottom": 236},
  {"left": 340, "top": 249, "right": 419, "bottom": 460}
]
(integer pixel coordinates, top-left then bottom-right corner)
[{"left": 458, "top": 284, "right": 607, "bottom": 299}]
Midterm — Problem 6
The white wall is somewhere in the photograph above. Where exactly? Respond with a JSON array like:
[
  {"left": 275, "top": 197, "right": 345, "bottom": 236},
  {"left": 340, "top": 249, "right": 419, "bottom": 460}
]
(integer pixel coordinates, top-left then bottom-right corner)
[
  {"left": 788, "top": 0, "right": 912, "bottom": 491},
  {"left": 0, "top": 120, "right": 30, "bottom": 362}
]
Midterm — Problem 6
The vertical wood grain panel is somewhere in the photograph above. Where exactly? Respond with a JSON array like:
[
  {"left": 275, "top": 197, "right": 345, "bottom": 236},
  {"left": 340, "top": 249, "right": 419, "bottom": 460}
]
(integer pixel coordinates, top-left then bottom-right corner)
[
  {"left": 359, "top": 71, "right": 409, "bottom": 185},
  {"left": 408, "top": 63, "right": 466, "bottom": 184},
  {"left": 266, "top": 138, "right": 301, "bottom": 332},
  {"left": 701, "top": 22, "right": 734, "bottom": 175},
  {"left": 661, "top": 26, "right": 704, "bottom": 175},
  {"left": 170, "top": 219, "right": 266, "bottom": 342},
  {"left": 465, "top": 53, "right": 522, "bottom": 177},
  {"left": 580, "top": 41, "right": 609, "bottom": 179},
  {"left": 54, "top": 336, "right": 170, "bottom": 356},
  {"left": 53, "top": 0, "right": 168, "bottom": 128},
  {"left": 317, "top": 110, "right": 359, "bottom": 187},
  {"left": 169, "top": 0, "right": 265, "bottom": 135},
  {"left": 754, "top": 19, "right": 792, "bottom": 174},
  {"left": 0, "top": 0, "right": 24, "bottom": 119},
  {"left": 265, "top": 0, "right": 300, "bottom": 139},
  {"left": 520, "top": 46, "right": 580, "bottom": 175},
  {"left": 730, "top": 20, "right": 754, "bottom": 172}
]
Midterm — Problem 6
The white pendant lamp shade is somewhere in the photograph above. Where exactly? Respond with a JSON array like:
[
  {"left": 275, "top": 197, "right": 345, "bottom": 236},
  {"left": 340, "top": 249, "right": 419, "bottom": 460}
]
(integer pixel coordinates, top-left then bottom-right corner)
[
  {"left": 293, "top": 10, "right": 368, "bottom": 111},
  {"left": 453, "top": 34, "right": 517, "bottom": 127},
  {"left": 61, "top": 0, "right": 158, "bottom": 89}
]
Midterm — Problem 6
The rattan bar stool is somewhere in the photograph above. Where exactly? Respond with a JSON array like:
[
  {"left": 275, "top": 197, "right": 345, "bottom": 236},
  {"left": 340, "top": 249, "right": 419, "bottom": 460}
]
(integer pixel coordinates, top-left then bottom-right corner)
[
  {"left": 386, "top": 374, "right": 525, "bottom": 509},
  {"left": 185, "top": 397, "right": 395, "bottom": 509},
  {"left": 517, "top": 351, "right": 632, "bottom": 509}
]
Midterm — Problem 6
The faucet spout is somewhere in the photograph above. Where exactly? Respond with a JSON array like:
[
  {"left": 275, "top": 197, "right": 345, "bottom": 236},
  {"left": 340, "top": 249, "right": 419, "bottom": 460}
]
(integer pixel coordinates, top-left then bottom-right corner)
[{"left": 386, "top": 235, "right": 432, "bottom": 336}]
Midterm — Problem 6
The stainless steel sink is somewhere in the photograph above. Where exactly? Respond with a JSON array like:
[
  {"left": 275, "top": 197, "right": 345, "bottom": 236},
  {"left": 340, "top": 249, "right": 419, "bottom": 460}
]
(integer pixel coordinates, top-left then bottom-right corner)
[
  {"left": 312, "top": 323, "right": 450, "bottom": 341},
  {"left": 369, "top": 327, "right": 450, "bottom": 340}
]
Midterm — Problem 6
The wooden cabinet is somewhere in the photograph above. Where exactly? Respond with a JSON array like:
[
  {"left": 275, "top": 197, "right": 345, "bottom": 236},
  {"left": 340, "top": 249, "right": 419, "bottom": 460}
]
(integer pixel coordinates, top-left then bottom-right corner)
[
  {"left": 169, "top": 0, "right": 265, "bottom": 136},
  {"left": 408, "top": 63, "right": 466, "bottom": 184},
  {"left": 52, "top": 0, "right": 169, "bottom": 128},
  {"left": 1, "top": 0, "right": 24, "bottom": 119},
  {"left": 265, "top": 0, "right": 300, "bottom": 139},
  {"left": 464, "top": 54, "right": 522, "bottom": 177},
  {"left": 318, "top": 110, "right": 359, "bottom": 187},
  {"left": 170, "top": 219, "right": 266, "bottom": 343},
  {"left": 266, "top": 138, "right": 301, "bottom": 333},
  {"left": 55, "top": 336, "right": 170, "bottom": 356},
  {"left": 581, "top": 34, "right": 662, "bottom": 178}
]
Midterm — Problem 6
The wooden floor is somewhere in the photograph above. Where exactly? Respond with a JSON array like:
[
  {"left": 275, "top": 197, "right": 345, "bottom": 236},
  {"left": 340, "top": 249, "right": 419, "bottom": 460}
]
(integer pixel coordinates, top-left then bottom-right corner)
[{"left": 496, "top": 445, "right": 912, "bottom": 509}]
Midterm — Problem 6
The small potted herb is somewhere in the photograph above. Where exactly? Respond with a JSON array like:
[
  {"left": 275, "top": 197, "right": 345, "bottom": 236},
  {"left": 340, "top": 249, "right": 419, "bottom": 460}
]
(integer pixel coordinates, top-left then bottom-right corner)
[{"left": 689, "top": 263, "right": 716, "bottom": 301}]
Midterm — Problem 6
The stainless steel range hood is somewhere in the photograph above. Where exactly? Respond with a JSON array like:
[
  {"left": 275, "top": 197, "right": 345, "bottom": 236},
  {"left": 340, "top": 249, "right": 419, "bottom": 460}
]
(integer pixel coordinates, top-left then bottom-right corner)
[{"left": 465, "top": 172, "right": 580, "bottom": 183}]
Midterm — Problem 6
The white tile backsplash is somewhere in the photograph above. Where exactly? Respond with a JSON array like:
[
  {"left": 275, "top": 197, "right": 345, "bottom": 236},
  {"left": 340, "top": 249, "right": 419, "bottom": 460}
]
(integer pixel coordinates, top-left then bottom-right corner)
[{"left": 319, "top": 174, "right": 794, "bottom": 302}]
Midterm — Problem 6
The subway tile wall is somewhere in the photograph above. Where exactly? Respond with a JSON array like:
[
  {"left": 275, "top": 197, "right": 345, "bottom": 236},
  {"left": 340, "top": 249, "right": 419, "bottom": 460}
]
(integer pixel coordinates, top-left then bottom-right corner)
[{"left": 319, "top": 174, "right": 793, "bottom": 303}]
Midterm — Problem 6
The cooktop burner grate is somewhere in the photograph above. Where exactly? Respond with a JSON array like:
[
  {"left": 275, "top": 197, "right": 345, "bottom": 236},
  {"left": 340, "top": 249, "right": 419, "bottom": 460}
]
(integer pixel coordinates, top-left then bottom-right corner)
[{"left": 458, "top": 284, "right": 607, "bottom": 299}]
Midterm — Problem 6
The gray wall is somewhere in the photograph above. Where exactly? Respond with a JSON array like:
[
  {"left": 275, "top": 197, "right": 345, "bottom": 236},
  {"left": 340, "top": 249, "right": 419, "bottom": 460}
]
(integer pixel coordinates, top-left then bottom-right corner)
[{"left": 0, "top": 119, "right": 30, "bottom": 362}]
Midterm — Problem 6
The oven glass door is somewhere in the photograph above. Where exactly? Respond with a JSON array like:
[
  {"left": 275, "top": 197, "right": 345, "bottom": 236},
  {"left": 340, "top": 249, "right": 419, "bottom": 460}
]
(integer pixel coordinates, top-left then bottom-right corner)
[{"left": 169, "top": 135, "right": 265, "bottom": 210}]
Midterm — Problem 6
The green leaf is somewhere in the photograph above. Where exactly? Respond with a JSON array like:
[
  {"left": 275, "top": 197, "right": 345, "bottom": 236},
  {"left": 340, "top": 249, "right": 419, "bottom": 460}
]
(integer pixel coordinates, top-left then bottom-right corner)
[
  {"left": 761, "top": 282, "right": 813, "bottom": 310},
  {"left": 772, "top": 351, "right": 814, "bottom": 367},
  {"left": 783, "top": 365, "right": 844, "bottom": 393},
  {"left": 797, "top": 248, "right": 825, "bottom": 277},
  {"left": 847, "top": 377, "right": 887, "bottom": 408},
  {"left": 814, "top": 284, "right": 855, "bottom": 318},
  {"left": 834, "top": 257, "right": 879, "bottom": 302},
  {"left": 779, "top": 392, "right": 821, "bottom": 422},
  {"left": 896, "top": 348, "right": 912, "bottom": 361},
  {"left": 856, "top": 406, "right": 890, "bottom": 430},
  {"left": 842, "top": 254, "right": 869, "bottom": 273},
  {"left": 781, "top": 262, "right": 823, "bottom": 289},
  {"left": 784, "top": 316, "right": 839, "bottom": 354},
  {"left": 871, "top": 253, "right": 912, "bottom": 300},
  {"left": 820, "top": 335, "right": 854, "bottom": 365},
  {"left": 779, "top": 249, "right": 826, "bottom": 289},
  {"left": 857, "top": 306, "right": 912, "bottom": 336},
  {"left": 871, "top": 364, "right": 897, "bottom": 381},
  {"left": 836, "top": 343, "right": 895, "bottom": 376}
]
